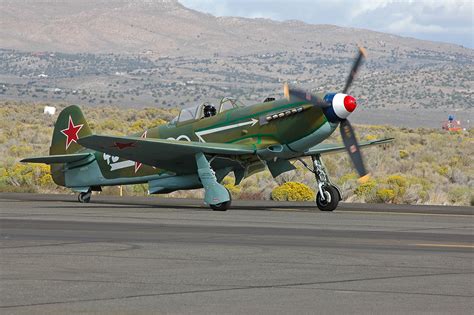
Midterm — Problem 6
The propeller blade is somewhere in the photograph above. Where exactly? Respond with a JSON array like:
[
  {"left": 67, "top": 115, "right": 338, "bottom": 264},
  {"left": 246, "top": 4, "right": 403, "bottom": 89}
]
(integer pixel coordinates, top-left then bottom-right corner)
[
  {"left": 283, "top": 82, "right": 290, "bottom": 100},
  {"left": 289, "top": 88, "right": 331, "bottom": 108},
  {"left": 339, "top": 119, "right": 369, "bottom": 181},
  {"left": 342, "top": 46, "right": 367, "bottom": 94}
]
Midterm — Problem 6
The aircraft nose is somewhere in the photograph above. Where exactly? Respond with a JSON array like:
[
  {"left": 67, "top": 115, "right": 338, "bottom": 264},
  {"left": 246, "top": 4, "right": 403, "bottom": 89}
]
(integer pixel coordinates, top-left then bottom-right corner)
[
  {"left": 325, "top": 93, "right": 357, "bottom": 121},
  {"left": 343, "top": 95, "right": 357, "bottom": 113}
]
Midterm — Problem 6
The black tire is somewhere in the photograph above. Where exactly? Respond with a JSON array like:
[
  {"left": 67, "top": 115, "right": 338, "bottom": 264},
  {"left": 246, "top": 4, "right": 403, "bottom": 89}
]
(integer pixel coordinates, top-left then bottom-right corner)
[
  {"left": 316, "top": 185, "right": 339, "bottom": 212},
  {"left": 210, "top": 200, "right": 231, "bottom": 211},
  {"left": 210, "top": 188, "right": 231, "bottom": 211},
  {"left": 78, "top": 191, "right": 91, "bottom": 203}
]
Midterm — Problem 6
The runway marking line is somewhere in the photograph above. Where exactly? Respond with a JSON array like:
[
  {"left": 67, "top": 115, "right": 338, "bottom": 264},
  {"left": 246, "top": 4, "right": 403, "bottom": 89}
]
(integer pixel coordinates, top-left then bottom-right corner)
[
  {"left": 341, "top": 210, "right": 472, "bottom": 218},
  {"left": 412, "top": 243, "right": 474, "bottom": 249}
]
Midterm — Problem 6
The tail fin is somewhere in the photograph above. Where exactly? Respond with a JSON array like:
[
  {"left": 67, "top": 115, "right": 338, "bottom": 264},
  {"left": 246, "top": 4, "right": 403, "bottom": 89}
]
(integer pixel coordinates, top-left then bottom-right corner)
[{"left": 50, "top": 105, "right": 92, "bottom": 155}]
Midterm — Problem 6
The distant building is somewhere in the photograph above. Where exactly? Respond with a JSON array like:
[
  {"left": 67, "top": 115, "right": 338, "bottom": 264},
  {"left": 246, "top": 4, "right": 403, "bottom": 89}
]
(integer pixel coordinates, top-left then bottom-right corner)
[{"left": 43, "top": 106, "right": 56, "bottom": 115}]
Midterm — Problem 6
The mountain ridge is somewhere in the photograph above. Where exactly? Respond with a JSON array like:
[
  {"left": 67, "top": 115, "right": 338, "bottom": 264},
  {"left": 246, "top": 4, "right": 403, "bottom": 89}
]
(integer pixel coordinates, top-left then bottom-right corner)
[{"left": 0, "top": 0, "right": 471, "bottom": 56}]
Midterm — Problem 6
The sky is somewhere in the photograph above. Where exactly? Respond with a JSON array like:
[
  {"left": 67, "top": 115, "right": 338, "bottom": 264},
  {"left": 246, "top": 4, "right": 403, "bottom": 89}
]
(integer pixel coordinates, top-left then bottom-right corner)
[{"left": 179, "top": 0, "right": 473, "bottom": 48}]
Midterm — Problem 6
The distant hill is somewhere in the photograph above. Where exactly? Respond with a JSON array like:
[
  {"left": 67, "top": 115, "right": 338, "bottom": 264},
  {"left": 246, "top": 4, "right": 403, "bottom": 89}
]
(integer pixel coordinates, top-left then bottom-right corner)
[{"left": 0, "top": 0, "right": 471, "bottom": 57}]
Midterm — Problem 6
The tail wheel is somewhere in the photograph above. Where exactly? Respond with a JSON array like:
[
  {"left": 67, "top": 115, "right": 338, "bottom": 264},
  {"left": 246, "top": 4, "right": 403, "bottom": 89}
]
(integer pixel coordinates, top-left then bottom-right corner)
[
  {"left": 316, "top": 185, "right": 339, "bottom": 212},
  {"left": 78, "top": 190, "right": 91, "bottom": 203},
  {"left": 210, "top": 188, "right": 232, "bottom": 211}
]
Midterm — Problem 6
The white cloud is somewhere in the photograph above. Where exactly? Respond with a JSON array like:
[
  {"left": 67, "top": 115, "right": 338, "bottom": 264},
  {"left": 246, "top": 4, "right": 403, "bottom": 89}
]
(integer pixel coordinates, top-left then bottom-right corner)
[
  {"left": 179, "top": 0, "right": 474, "bottom": 47},
  {"left": 386, "top": 15, "right": 445, "bottom": 34}
]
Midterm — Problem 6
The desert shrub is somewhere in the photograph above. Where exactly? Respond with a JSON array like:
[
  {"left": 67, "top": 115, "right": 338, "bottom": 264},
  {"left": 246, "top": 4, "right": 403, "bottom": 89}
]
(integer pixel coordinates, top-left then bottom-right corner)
[
  {"left": 9, "top": 145, "right": 34, "bottom": 157},
  {"left": 337, "top": 172, "right": 358, "bottom": 186},
  {"left": 1, "top": 163, "right": 54, "bottom": 191},
  {"left": 437, "top": 165, "right": 449, "bottom": 177},
  {"left": 365, "top": 134, "right": 377, "bottom": 141},
  {"left": 271, "top": 182, "right": 315, "bottom": 201},
  {"left": 222, "top": 176, "right": 241, "bottom": 196},
  {"left": 131, "top": 184, "right": 148, "bottom": 196},
  {"left": 0, "top": 166, "right": 7, "bottom": 177},
  {"left": 387, "top": 174, "right": 408, "bottom": 188},
  {"left": 354, "top": 179, "right": 377, "bottom": 197},
  {"left": 447, "top": 186, "right": 471, "bottom": 205},
  {"left": 376, "top": 188, "right": 395, "bottom": 202},
  {"left": 101, "top": 186, "right": 122, "bottom": 195},
  {"left": 238, "top": 190, "right": 267, "bottom": 200},
  {"left": 386, "top": 174, "right": 408, "bottom": 202},
  {"left": 399, "top": 150, "right": 409, "bottom": 159}
]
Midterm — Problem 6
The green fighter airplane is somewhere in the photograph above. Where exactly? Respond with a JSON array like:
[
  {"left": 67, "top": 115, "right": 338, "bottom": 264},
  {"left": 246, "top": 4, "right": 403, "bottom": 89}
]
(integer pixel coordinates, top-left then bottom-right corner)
[{"left": 22, "top": 47, "right": 393, "bottom": 211}]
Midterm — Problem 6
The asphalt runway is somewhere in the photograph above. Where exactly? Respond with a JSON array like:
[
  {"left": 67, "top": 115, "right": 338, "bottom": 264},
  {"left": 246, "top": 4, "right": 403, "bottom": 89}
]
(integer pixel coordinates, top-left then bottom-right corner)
[{"left": 0, "top": 193, "right": 473, "bottom": 314}]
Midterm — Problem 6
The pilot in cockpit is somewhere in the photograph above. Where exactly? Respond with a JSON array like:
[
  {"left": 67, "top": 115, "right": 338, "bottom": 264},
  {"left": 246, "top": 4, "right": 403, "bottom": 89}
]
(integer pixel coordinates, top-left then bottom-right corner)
[{"left": 203, "top": 104, "right": 217, "bottom": 118}]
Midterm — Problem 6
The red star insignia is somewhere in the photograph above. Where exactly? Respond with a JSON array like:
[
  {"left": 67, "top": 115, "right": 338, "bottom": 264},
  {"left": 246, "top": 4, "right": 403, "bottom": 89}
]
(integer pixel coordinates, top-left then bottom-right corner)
[
  {"left": 112, "top": 142, "right": 136, "bottom": 150},
  {"left": 61, "top": 115, "right": 84, "bottom": 150},
  {"left": 134, "top": 130, "right": 147, "bottom": 173}
]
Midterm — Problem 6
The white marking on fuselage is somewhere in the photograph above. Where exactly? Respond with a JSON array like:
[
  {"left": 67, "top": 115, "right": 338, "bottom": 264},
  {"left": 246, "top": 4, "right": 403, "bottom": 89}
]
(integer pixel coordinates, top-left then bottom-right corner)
[
  {"left": 167, "top": 135, "right": 191, "bottom": 141},
  {"left": 110, "top": 160, "right": 135, "bottom": 171},
  {"left": 195, "top": 118, "right": 258, "bottom": 142},
  {"left": 103, "top": 152, "right": 136, "bottom": 171}
]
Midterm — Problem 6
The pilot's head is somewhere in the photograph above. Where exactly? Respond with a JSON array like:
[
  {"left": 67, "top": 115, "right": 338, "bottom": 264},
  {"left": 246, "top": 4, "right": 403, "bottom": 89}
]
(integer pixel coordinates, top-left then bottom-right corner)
[{"left": 204, "top": 104, "right": 217, "bottom": 117}]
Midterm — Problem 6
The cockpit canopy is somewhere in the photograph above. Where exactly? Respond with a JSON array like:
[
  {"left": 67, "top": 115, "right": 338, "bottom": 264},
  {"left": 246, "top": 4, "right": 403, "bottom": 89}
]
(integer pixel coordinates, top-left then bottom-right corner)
[{"left": 170, "top": 97, "right": 244, "bottom": 124}]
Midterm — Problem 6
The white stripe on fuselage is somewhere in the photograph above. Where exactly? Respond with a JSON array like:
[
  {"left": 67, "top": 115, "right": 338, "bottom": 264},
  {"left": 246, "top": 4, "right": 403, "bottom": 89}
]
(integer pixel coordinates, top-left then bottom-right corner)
[
  {"left": 195, "top": 118, "right": 258, "bottom": 142},
  {"left": 110, "top": 160, "right": 135, "bottom": 171}
]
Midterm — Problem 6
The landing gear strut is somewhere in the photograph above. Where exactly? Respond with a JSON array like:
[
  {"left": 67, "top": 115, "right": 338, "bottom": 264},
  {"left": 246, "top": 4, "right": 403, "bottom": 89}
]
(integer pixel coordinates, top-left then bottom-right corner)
[
  {"left": 300, "top": 154, "right": 341, "bottom": 212},
  {"left": 78, "top": 189, "right": 92, "bottom": 203},
  {"left": 195, "top": 152, "right": 232, "bottom": 211},
  {"left": 311, "top": 154, "right": 341, "bottom": 211}
]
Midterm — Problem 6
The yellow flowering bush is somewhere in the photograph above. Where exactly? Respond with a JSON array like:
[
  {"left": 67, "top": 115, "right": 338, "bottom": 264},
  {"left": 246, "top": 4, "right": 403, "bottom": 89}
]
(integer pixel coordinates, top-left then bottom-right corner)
[
  {"left": 271, "top": 182, "right": 315, "bottom": 201},
  {"left": 354, "top": 179, "right": 377, "bottom": 197},
  {"left": 399, "top": 150, "right": 409, "bottom": 159},
  {"left": 376, "top": 188, "right": 395, "bottom": 202},
  {"left": 222, "top": 176, "right": 241, "bottom": 196}
]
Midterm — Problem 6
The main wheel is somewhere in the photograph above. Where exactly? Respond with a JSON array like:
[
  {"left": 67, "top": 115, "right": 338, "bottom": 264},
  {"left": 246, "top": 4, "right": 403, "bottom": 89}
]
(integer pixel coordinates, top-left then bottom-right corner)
[
  {"left": 316, "top": 185, "right": 339, "bottom": 212},
  {"left": 210, "top": 188, "right": 232, "bottom": 211},
  {"left": 210, "top": 200, "right": 231, "bottom": 211},
  {"left": 78, "top": 191, "right": 91, "bottom": 203}
]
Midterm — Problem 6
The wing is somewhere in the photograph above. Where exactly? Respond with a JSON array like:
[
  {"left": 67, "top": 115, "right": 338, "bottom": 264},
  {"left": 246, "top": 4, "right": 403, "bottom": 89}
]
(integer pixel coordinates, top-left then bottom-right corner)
[
  {"left": 21, "top": 153, "right": 93, "bottom": 164},
  {"left": 78, "top": 135, "right": 255, "bottom": 174},
  {"left": 303, "top": 138, "right": 394, "bottom": 156}
]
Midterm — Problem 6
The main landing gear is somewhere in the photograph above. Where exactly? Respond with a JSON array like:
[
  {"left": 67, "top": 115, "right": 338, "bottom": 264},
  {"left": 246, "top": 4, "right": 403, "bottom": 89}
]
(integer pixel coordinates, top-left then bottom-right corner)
[
  {"left": 77, "top": 189, "right": 92, "bottom": 203},
  {"left": 209, "top": 188, "right": 232, "bottom": 211},
  {"left": 300, "top": 154, "right": 342, "bottom": 212},
  {"left": 195, "top": 152, "right": 232, "bottom": 211}
]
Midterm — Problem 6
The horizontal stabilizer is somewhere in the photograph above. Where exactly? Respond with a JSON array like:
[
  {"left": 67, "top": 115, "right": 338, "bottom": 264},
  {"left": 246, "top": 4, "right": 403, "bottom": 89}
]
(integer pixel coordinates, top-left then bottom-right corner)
[
  {"left": 304, "top": 138, "right": 394, "bottom": 156},
  {"left": 21, "top": 153, "right": 93, "bottom": 164}
]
